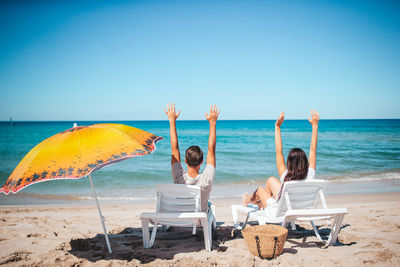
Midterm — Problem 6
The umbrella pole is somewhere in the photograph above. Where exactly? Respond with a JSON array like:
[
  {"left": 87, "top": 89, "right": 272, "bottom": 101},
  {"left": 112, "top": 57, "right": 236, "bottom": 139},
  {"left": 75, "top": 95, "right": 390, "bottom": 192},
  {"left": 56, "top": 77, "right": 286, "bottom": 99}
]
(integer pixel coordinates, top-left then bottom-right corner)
[{"left": 88, "top": 174, "right": 112, "bottom": 254}]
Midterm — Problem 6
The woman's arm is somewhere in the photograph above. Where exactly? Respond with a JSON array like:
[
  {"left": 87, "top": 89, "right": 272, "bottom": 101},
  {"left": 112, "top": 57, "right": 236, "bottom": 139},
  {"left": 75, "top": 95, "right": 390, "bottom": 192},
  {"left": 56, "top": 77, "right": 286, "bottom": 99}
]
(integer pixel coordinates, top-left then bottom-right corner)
[
  {"left": 308, "top": 110, "right": 320, "bottom": 170},
  {"left": 275, "top": 112, "right": 287, "bottom": 177},
  {"left": 165, "top": 103, "right": 181, "bottom": 165}
]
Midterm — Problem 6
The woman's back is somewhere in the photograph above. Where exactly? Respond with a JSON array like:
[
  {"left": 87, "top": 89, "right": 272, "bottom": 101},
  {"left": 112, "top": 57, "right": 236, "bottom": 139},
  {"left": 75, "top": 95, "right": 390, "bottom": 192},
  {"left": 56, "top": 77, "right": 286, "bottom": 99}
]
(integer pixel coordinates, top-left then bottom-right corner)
[{"left": 280, "top": 167, "right": 315, "bottom": 183}]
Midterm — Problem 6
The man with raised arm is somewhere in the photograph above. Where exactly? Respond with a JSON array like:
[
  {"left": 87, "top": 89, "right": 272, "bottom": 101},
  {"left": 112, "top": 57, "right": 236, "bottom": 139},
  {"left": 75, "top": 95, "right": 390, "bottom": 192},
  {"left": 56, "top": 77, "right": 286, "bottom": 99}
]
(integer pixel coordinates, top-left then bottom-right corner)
[{"left": 165, "top": 103, "right": 220, "bottom": 212}]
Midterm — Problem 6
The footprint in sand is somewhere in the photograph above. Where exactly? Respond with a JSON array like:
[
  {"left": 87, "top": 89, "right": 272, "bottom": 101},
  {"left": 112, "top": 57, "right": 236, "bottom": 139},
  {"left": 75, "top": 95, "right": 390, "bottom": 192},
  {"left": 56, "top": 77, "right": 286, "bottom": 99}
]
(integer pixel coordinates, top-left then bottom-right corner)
[
  {"left": 369, "top": 209, "right": 384, "bottom": 214},
  {"left": 0, "top": 250, "right": 32, "bottom": 265},
  {"left": 63, "top": 219, "right": 72, "bottom": 226},
  {"left": 27, "top": 233, "right": 45, "bottom": 238},
  {"left": 362, "top": 241, "right": 383, "bottom": 249},
  {"left": 375, "top": 249, "right": 394, "bottom": 262}
]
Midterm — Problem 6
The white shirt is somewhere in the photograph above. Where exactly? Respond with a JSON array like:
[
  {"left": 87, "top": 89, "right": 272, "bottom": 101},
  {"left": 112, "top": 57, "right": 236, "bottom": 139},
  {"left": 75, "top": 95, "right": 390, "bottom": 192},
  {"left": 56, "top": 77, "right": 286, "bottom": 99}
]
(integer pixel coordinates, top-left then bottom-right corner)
[
  {"left": 280, "top": 167, "right": 316, "bottom": 183},
  {"left": 171, "top": 162, "right": 215, "bottom": 212}
]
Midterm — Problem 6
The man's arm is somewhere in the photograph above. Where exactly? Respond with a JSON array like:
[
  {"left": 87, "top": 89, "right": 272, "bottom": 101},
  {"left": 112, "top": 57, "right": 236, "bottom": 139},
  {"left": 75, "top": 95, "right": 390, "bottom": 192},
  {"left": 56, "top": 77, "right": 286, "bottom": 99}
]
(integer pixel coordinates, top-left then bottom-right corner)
[
  {"left": 308, "top": 110, "right": 320, "bottom": 170},
  {"left": 165, "top": 103, "right": 181, "bottom": 165},
  {"left": 275, "top": 112, "right": 287, "bottom": 177},
  {"left": 205, "top": 105, "right": 220, "bottom": 167}
]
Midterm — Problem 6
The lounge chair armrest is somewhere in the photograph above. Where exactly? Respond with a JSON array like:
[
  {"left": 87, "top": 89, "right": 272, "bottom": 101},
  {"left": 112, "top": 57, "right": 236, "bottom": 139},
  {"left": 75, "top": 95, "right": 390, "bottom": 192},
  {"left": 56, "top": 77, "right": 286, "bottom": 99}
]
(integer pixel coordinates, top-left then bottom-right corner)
[
  {"left": 140, "top": 212, "right": 207, "bottom": 220},
  {"left": 285, "top": 208, "right": 348, "bottom": 218}
]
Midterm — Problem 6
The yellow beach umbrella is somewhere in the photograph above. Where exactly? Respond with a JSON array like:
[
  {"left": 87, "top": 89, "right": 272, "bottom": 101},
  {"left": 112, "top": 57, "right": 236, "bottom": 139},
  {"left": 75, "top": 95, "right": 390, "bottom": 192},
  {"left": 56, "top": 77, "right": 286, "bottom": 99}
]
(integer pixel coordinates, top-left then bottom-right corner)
[{"left": 1, "top": 123, "right": 163, "bottom": 253}]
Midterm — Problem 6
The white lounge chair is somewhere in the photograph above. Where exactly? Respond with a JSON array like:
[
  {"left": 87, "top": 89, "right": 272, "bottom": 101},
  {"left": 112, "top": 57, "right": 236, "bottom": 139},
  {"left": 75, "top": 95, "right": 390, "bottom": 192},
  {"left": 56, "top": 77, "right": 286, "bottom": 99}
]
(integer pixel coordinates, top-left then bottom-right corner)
[
  {"left": 231, "top": 179, "right": 347, "bottom": 245},
  {"left": 140, "top": 184, "right": 216, "bottom": 251}
]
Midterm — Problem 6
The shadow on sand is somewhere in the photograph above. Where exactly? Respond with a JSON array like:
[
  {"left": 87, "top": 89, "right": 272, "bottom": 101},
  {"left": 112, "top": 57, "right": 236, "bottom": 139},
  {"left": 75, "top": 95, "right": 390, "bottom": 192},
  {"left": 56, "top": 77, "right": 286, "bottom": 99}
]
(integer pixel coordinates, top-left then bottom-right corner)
[
  {"left": 67, "top": 223, "right": 355, "bottom": 264},
  {"left": 67, "top": 225, "right": 242, "bottom": 264},
  {"left": 285, "top": 223, "right": 356, "bottom": 250}
]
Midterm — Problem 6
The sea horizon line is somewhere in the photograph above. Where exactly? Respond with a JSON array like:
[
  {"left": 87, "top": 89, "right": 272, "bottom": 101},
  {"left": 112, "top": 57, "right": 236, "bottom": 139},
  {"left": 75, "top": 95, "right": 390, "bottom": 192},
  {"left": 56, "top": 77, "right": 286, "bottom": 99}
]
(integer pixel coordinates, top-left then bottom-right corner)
[{"left": 1, "top": 118, "right": 400, "bottom": 123}]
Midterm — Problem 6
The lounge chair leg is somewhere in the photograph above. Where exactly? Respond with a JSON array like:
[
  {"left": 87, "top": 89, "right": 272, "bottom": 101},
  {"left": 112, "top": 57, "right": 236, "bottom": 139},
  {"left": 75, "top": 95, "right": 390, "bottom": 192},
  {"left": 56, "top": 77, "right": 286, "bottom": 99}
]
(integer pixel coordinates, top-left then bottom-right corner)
[
  {"left": 231, "top": 205, "right": 248, "bottom": 229},
  {"left": 141, "top": 218, "right": 150, "bottom": 248},
  {"left": 209, "top": 223, "right": 213, "bottom": 249},
  {"left": 211, "top": 204, "right": 217, "bottom": 229},
  {"left": 290, "top": 220, "right": 296, "bottom": 230},
  {"left": 192, "top": 224, "right": 197, "bottom": 235},
  {"left": 208, "top": 217, "right": 213, "bottom": 249},
  {"left": 310, "top": 220, "right": 323, "bottom": 242},
  {"left": 201, "top": 218, "right": 211, "bottom": 251},
  {"left": 327, "top": 214, "right": 344, "bottom": 245},
  {"left": 240, "top": 211, "right": 253, "bottom": 229},
  {"left": 231, "top": 205, "right": 239, "bottom": 228},
  {"left": 149, "top": 221, "right": 158, "bottom": 248}
]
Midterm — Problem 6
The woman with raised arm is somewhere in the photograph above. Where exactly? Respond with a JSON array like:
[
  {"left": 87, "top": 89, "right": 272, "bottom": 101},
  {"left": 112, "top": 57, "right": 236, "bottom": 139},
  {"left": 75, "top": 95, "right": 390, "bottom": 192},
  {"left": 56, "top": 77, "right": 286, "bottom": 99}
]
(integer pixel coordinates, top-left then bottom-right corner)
[{"left": 242, "top": 110, "right": 320, "bottom": 209}]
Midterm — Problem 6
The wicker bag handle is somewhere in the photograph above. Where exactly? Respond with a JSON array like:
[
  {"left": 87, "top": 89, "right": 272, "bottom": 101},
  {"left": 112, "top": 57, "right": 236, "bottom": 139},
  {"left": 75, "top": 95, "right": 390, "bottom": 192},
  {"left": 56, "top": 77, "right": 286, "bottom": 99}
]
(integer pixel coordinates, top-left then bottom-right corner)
[{"left": 255, "top": 236, "right": 278, "bottom": 259}]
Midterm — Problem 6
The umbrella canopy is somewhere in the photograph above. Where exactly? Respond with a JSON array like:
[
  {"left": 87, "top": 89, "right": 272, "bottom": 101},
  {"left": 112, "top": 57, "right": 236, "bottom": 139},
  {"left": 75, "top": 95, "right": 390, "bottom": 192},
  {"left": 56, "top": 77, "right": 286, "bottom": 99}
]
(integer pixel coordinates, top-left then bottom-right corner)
[
  {"left": 0, "top": 123, "right": 163, "bottom": 254},
  {"left": 1, "top": 123, "right": 162, "bottom": 194}
]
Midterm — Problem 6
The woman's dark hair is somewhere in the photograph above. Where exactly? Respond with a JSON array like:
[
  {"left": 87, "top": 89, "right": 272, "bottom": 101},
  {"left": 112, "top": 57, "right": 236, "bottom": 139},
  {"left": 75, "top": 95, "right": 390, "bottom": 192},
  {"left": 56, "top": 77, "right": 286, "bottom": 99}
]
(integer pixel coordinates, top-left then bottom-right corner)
[
  {"left": 284, "top": 148, "right": 309, "bottom": 183},
  {"left": 185, "top": 145, "right": 203, "bottom": 167}
]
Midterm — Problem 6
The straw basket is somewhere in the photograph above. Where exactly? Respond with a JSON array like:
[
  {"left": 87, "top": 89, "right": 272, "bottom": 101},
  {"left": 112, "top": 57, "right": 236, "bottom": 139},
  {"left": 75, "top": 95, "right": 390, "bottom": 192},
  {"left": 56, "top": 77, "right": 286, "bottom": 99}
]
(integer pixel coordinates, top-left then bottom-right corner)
[{"left": 241, "top": 225, "right": 288, "bottom": 259}]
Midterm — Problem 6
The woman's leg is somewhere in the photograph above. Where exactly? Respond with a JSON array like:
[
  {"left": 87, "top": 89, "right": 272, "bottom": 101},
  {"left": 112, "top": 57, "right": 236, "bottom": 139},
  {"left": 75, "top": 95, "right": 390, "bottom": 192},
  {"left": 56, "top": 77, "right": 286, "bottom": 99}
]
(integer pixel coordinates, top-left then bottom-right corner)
[
  {"left": 265, "top": 176, "right": 281, "bottom": 199},
  {"left": 242, "top": 177, "right": 282, "bottom": 209},
  {"left": 242, "top": 193, "right": 252, "bottom": 206},
  {"left": 242, "top": 187, "right": 270, "bottom": 209}
]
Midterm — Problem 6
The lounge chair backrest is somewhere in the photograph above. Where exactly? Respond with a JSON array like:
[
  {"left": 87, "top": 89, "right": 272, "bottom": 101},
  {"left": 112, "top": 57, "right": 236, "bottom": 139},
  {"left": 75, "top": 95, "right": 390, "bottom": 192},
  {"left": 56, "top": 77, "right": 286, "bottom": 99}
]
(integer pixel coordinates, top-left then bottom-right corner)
[
  {"left": 275, "top": 179, "right": 326, "bottom": 218},
  {"left": 156, "top": 184, "right": 201, "bottom": 213}
]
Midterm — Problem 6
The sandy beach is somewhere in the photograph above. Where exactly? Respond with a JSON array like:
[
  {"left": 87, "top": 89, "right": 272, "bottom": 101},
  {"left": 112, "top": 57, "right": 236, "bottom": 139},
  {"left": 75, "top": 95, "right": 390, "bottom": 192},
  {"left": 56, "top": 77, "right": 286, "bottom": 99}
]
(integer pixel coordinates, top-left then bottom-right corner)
[
  {"left": 1, "top": 191, "right": 399, "bottom": 266},
  {"left": 1, "top": 0, "right": 399, "bottom": 265}
]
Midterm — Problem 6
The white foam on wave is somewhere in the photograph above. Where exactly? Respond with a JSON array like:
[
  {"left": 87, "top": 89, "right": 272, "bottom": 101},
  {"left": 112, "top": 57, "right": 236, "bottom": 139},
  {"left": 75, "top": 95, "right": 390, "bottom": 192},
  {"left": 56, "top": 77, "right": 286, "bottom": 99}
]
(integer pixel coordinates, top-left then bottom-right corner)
[
  {"left": 209, "top": 169, "right": 400, "bottom": 198},
  {"left": 319, "top": 170, "right": 400, "bottom": 182},
  {"left": 77, "top": 195, "right": 156, "bottom": 201}
]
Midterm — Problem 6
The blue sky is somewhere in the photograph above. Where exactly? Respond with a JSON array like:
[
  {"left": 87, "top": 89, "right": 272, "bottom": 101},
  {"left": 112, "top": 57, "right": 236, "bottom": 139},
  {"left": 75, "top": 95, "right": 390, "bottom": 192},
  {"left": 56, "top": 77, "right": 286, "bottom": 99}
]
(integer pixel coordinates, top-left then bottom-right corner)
[{"left": 0, "top": 0, "right": 399, "bottom": 120}]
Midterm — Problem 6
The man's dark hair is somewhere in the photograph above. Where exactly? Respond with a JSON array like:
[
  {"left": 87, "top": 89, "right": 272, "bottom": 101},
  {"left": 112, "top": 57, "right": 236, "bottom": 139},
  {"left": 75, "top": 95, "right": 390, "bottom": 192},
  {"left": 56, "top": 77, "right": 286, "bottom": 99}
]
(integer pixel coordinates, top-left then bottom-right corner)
[{"left": 185, "top": 146, "right": 203, "bottom": 167}]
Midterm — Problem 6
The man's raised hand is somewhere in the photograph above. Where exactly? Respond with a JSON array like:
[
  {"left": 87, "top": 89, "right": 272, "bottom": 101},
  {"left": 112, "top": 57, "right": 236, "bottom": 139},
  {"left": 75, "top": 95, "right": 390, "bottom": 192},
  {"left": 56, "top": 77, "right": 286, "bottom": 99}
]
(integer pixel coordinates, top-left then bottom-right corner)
[
  {"left": 165, "top": 103, "right": 180, "bottom": 122},
  {"left": 205, "top": 105, "right": 220, "bottom": 124}
]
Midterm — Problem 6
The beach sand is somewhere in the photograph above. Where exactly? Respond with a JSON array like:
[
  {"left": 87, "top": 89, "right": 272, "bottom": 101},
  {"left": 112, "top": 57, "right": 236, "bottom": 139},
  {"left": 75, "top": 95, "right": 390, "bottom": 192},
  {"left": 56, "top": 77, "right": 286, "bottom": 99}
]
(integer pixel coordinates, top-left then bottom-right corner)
[{"left": 0, "top": 192, "right": 399, "bottom": 266}]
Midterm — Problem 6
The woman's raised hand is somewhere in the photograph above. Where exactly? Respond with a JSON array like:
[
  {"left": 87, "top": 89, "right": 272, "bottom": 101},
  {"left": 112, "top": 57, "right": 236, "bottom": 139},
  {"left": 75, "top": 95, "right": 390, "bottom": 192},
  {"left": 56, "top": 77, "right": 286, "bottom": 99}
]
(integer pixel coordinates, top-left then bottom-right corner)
[
  {"left": 275, "top": 112, "right": 285, "bottom": 128},
  {"left": 164, "top": 103, "right": 180, "bottom": 122},
  {"left": 308, "top": 110, "right": 320, "bottom": 127}
]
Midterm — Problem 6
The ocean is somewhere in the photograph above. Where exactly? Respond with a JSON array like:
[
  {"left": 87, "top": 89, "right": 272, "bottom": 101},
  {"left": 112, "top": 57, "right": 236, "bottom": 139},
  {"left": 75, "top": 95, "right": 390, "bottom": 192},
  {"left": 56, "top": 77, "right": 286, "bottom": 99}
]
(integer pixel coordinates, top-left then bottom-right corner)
[{"left": 0, "top": 120, "right": 399, "bottom": 205}]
